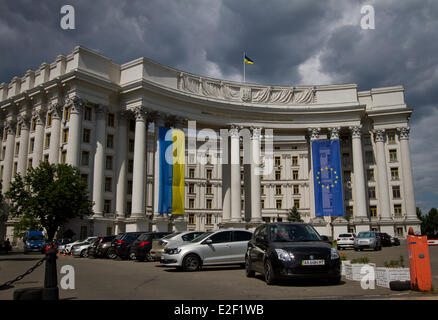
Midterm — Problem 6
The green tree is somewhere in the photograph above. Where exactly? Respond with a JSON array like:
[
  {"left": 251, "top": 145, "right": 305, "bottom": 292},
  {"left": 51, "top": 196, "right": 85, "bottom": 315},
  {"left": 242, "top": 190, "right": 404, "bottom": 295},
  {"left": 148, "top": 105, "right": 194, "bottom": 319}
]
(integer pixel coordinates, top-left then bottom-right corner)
[
  {"left": 287, "top": 206, "right": 303, "bottom": 222},
  {"left": 417, "top": 207, "right": 427, "bottom": 235},
  {"left": 5, "top": 162, "right": 93, "bottom": 241},
  {"left": 423, "top": 208, "right": 438, "bottom": 238}
]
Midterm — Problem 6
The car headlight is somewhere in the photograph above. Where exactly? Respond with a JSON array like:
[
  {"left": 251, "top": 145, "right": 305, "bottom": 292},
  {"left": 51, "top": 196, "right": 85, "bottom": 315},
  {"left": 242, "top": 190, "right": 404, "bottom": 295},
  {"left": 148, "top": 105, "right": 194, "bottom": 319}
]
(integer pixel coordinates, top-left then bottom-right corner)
[
  {"left": 275, "top": 249, "right": 295, "bottom": 262},
  {"left": 165, "top": 248, "right": 182, "bottom": 255},
  {"left": 331, "top": 248, "right": 340, "bottom": 259}
]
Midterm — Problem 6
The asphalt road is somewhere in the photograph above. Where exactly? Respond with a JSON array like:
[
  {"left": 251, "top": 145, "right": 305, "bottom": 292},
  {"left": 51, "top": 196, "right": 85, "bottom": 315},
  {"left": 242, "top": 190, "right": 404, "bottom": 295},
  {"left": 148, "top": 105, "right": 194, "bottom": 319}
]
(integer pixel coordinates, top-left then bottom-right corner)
[{"left": 0, "top": 242, "right": 437, "bottom": 300}]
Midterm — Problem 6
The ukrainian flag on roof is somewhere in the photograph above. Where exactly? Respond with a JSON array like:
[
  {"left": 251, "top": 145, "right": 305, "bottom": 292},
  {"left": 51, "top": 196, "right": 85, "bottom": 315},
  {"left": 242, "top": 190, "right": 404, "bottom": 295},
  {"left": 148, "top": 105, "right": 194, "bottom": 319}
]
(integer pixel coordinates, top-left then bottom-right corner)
[{"left": 244, "top": 54, "right": 254, "bottom": 64}]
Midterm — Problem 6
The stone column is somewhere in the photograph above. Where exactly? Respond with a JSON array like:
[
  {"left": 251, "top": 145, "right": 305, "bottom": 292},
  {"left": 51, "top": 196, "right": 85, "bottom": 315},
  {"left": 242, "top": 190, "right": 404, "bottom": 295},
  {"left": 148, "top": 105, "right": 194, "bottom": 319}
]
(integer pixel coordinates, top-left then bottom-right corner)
[
  {"left": 131, "top": 106, "right": 147, "bottom": 218},
  {"left": 2, "top": 119, "right": 16, "bottom": 193},
  {"left": 350, "top": 125, "right": 370, "bottom": 232},
  {"left": 230, "top": 125, "right": 241, "bottom": 223},
  {"left": 66, "top": 97, "right": 84, "bottom": 167},
  {"left": 250, "top": 127, "right": 262, "bottom": 223},
  {"left": 92, "top": 105, "right": 107, "bottom": 217},
  {"left": 373, "top": 129, "right": 393, "bottom": 234},
  {"left": 221, "top": 134, "right": 231, "bottom": 223},
  {"left": 398, "top": 127, "right": 421, "bottom": 233},
  {"left": 32, "top": 109, "right": 45, "bottom": 168},
  {"left": 48, "top": 103, "right": 62, "bottom": 164},
  {"left": 153, "top": 117, "right": 164, "bottom": 217},
  {"left": 17, "top": 115, "right": 30, "bottom": 176},
  {"left": 115, "top": 111, "right": 128, "bottom": 219}
]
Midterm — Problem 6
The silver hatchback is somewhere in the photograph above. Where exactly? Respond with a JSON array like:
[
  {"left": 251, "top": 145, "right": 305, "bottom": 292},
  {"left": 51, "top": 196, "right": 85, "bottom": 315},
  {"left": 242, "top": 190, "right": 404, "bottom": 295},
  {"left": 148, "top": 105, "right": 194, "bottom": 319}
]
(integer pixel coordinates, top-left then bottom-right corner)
[{"left": 161, "top": 229, "right": 253, "bottom": 271}]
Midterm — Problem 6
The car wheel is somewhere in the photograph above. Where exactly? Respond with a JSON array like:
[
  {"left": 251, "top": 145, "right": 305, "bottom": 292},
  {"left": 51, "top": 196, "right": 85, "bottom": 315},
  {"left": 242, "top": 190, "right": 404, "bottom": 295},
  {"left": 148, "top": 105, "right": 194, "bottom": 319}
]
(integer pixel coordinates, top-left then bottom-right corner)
[
  {"left": 264, "top": 259, "right": 276, "bottom": 285},
  {"left": 107, "top": 249, "right": 117, "bottom": 259},
  {"left": 129, "top": 252, "right": 137, "bottom": 260},
  {"left": 245, "top": 256, "right": 255, "bottom": 278},
  {"left": 182, "top": 254, "right": 201, "bottom": 272},
  {"left": 146, "top": 252, "right": 154, "bottom": 262},
  {"left": 81, "top": 249, "right": 88, "bottom": 258}
]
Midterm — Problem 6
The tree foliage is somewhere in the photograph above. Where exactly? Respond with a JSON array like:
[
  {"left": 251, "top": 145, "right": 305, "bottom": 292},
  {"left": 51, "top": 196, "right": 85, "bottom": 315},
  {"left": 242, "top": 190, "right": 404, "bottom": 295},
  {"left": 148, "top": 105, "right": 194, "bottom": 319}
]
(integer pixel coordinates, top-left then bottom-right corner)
[
  {"left": 287, "top": 206, "right": 303, "bottom": 222},
  {"left": 5, "top": 162, "right": 93, "bottom": 241},
  {"left": 417, "top": 207, "right": 438, "bottom": 238}
]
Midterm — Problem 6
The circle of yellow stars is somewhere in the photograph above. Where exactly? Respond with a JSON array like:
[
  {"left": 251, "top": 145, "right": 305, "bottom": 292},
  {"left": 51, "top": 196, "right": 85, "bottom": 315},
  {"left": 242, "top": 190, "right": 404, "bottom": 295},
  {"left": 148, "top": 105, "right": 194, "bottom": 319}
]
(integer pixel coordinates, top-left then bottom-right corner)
[{"left": 316, "top": 166, "right": 339, "bottom": 190}]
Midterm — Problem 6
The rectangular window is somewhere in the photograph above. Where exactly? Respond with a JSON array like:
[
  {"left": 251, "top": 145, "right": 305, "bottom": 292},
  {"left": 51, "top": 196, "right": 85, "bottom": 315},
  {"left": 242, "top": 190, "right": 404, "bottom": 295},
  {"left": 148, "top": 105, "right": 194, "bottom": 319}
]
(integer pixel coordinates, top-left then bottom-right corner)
[
  {"left": 275, "top": 171, "right": 281, "bottom": 180},
  {"left": 126, "top": 202, "right": 132, "bottom": 217},
  {"left": 344, "top": 171, "right": 351, "bottom": 182},
  {"left": 128, "top": 139, "right": 135, "bottom": 152},
  {"left": 16, "top": 123, "right": 21, "bottom": 137},
  {"left": 365, "top": 151, "right": 374, "bottom": 164},
  {"left": 394, "top": 204, "right": 402, "bottom": 217},
  {"left": 83, "top": 129, "right": 91, "bottom": 143},
  {"left": 189, "top": 168, "right": 195, "bottom": 178},
  {"left": 370, "top": 206, "right": 377, "bottom": 218},
  {"left": 241, "top": 186, "right": 245, "bottom": 196},
  {"left": 240, "top": 171, "right": 244, "bottom": 181},
  {"left": 206, "top": 214, "right": 212, "bottom": 225},
  {"left": 46, "top": 112, "right": 53, "bottom": 127},
  {"left": 31, "top": 119, "right": 36, "bottom": 132},
  {"left": 241, "top": 200, "right": 245, "bottom": 210},
  {"left": 261, "top": 199, "right": 265, "bottom": 209},
  {"left": 293, "top": 170, "right": 299, "bottom": 180},
  {"left": 206, "top": 169, "right": 212, "bottom": 180},
  {"left": 127, "top": 180, "right": 133, "bottom": 195},
  {"left": 28, "top": 158, "right": 32, "bottom": 169},
  {"left": 368, "top": 187, "right": 376, "bottom": 199},
  {"left": 189, "top": 183, "right": 195, "bottom": 194},
  {"left": 62, "top": 128, "right": 69, "bottom": 144},
  {"left": 292, "top": 156, "right": 298, "bottom": 166},
  {"left": 206, "top": 199, "right": 212, "bottom": 209},
  {"left": 129, "top": 119, "right": 135, "bottom": 132},
  {"left": 106, "top": 134, "right": 114, "bottom": 148},
  {"left": 293, "top": 185, "right": 299, "bottom": 195},
  {"left": 294, "top": 199, "right": 300, "bottom": 209},
  {"left": 275, "top": 156, "right": 281, "bottom": 167},
  {"left": 261, "top": 185, "right": 264, "bottom": 195},
  {"left": 206, "top": 184, "right": 212, "bottom": 194},
  {"left": 364, "top": 135, "right": 372, "bottom": 145},
  {"left": 276, "top": 199, "right": 282, "bottom": 209},
  {"left": 3, "top": 128, "right": 7, "bottom": 141},
  {"left": 64, "top": 107, "right": 71, "bottom": 121},
  {"left": 104, "top": 200, "right": 111, "bottom": 213},
  {"left": 367, "top": 169, "right": 375, "bottom": 181},
  {"left": 15, "top": 142, "right": 20, "bottom": 156},
  {"left": 342, "top": 153, "right": 350, "bottom": 166},
  {"left": 107, "top": 113, "right": 115, "bottom": 127},
  {"left": 189, "top": 214, "right": 195, "bottom": 224},
  {"left": 84, "top": 107, "right": 92, "bottom": 121},
  {"left": 13, "top": 162, "right": 17, "bottom": 174},
  {"left": 105, "top": 156, "right": 113, "bottom": 170},
  {"left": 345, "top": 188, "right": 352, "bottom": 200},
  {"left": 61, "top": 151, "right": 67, "bottom": 164},
  {"left": 397, "top": 227, "right": 404, "bottom": 237},
  {"left": 45, "top": 134, "right": 51, "bottom": 149},
  {"left": 105, "top": 177, "right": 112, "bottom": 192},
  {"left": 189, "top": 198, "right": 195, "bottom": 209},
  {"left": 275, "top": 185, "right": 282, "bottom": 195},
  {"left": 128, "top": 159, "right": 133, "bottom": 173},
  {"left": 392, "top": 186, "right": 401, "bottom": 199},
  {"left": 81, "top": 151, "right": 90, "bottom": 166},
  {"left": 29, "top": 138, "right": 35, "bottom": 153},
  {"left": 391, "top": 168, "right": 399, "bottom": 180},
  {"left": 389, "top": 149, "right": 398, "bottom": 162},
  {"left": 388, "top": 133, "right": 396, "bottom": 144}
]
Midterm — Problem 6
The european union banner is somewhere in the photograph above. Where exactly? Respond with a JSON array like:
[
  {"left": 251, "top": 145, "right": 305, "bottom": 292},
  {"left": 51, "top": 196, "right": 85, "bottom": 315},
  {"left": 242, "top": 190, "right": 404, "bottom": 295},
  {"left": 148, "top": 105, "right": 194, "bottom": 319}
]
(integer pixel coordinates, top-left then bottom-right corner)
[
  {"left": 158, "top": 127, "right": 185, "bottom": 215},
  {"left": 312, "top": 140, "right": 344, "bottom": 217}
]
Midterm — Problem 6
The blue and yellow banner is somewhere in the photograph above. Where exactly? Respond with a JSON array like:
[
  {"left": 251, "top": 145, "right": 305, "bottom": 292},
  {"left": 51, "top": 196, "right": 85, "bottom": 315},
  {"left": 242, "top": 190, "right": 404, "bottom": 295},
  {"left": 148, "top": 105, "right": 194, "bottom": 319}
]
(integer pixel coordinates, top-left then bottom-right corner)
[
  {"left": 244, "top": 54, "right": 254, "bottom": 64},
  {"left": 158, "top": 127, "right": 185, "bottom": 215},
  {"left": 312, "top": 140, "right": 344, "bottom": 217}
]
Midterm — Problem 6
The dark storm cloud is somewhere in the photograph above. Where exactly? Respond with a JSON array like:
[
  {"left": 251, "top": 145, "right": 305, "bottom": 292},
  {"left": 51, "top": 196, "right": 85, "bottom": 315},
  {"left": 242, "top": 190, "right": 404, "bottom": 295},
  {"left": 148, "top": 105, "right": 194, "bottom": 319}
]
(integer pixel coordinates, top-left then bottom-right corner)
[{"left": 0, "top": 0, "right": 437, "bottom": 210}]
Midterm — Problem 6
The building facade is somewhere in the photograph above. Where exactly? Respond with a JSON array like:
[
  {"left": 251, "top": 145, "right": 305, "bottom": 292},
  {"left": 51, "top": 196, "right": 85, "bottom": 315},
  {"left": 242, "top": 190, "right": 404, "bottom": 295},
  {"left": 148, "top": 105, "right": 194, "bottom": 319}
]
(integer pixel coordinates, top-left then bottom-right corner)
[{"left": 0, "top": 46, "right": 420, "bottom": 243}]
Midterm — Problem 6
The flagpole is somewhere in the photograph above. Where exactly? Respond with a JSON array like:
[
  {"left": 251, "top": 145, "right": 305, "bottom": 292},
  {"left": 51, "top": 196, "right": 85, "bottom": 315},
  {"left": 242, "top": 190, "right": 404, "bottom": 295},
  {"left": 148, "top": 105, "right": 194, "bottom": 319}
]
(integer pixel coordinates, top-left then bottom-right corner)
[{"left": 243, "top": 51, "right": 246, "bottom": 83}]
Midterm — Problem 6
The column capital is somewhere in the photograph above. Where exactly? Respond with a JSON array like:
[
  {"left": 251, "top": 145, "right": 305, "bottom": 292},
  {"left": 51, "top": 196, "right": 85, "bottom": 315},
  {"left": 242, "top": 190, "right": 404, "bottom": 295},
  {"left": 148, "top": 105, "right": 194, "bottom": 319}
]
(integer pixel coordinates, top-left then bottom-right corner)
[
  {"left": 397, "top": 126, "right": 410, "bottom": 140},
  {"left": 5, "top": 119, "right": 16, "bottom": 134},
  {"left": 328, "top": 127, "right": 341, "bottom": 140},
  {"left": 131, "top": 106, "right": 147, "bottom": 122},
  {"left": 48, "top": 102, "right": 63, "bottom": 119},
  {"left": 66, "top": 96, "right": 86, "bottom": 114},
  {"left": 17, "top": 114, "right": 31, "bottom": 130},
  {"left": 250, "top": 127, "right": 262, "bottom": 139},
  {"left": 349, "top": 125, "right": 363, "bottom": 139},
  {"left": 307, "top": 127, "right": 321, "bottom": 141},
  {"left": 372, "top": 128, "right": 386, "bottom": 143},
  {"left": 32, "top": 108, "right": 46, "bottom": 125},
  {"left": 229, "top": 125, "right": 240, "bottom": 137},
  {"left": 95, "top": 104, "right": 108, "bottom": 119}
]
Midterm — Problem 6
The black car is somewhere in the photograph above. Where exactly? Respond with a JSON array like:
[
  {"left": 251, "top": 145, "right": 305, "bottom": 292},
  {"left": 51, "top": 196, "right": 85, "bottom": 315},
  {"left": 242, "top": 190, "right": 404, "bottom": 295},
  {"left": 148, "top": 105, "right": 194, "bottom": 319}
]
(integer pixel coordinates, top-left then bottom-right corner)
[
  {"left": 130, "top": 232, "right": 171, "bottom": 262},
  {"left": 87, "top": 236, "right": 103, "bottom": 258},
  {"left": 111, "top": 232, "right": 144, "bottom": 260},
  {"left": 245, "top": 223, "right": 341, "bottom": 285},
  {"left": 391, "top": 236, "right": 400, "bottom": 246},
  {"left": 377, "top": 232, "right": 392, "bottom": 247},
  {"left": 94, "top": 235, "right": 117, "bottom": 258}
]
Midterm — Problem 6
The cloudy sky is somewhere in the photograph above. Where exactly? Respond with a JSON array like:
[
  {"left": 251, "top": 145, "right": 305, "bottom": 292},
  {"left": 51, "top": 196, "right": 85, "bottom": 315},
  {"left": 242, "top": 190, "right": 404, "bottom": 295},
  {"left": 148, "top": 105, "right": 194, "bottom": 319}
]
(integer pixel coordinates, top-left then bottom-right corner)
[{"left": 1, "top": 0, "right": 437, "bottom": 213}]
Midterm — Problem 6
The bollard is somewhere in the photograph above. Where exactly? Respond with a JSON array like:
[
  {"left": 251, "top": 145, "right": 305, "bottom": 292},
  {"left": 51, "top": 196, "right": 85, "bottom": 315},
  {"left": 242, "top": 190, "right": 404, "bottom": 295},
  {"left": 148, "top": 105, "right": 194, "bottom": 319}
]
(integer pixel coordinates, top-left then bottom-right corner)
[{"left": 42, "top": 247, "right": 59, "bottom": 300}]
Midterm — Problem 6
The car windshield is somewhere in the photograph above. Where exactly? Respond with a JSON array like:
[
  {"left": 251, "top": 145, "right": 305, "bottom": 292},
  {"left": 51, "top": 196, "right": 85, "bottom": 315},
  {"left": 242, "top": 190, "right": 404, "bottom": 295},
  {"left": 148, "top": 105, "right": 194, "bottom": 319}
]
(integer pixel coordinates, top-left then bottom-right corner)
[
  {"left": 162, "top": 232, "right": 181, "bottom": 240},
  {"left": 270, "top": 224, "right": 321, "bottom": 242},
  {"left": 27, "top": 235, "right": 44, "bottom": 241},
  {"left": 191, "top": 232, "right": 214, "bottom": 243},
  {"left": 358, "top": 232, "right": 375, "bottom": 238}
]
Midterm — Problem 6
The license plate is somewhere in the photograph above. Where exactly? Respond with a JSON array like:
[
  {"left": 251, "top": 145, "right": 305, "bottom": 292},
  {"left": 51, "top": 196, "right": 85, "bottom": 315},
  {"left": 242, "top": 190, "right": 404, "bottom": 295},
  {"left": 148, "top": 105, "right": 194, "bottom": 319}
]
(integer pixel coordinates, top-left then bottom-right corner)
[
  {"left": 301, "top": 260, "right": 325, "bottom": 266},
  {"left": 359, "top": 240, "right": 368, "bottom": 244}
]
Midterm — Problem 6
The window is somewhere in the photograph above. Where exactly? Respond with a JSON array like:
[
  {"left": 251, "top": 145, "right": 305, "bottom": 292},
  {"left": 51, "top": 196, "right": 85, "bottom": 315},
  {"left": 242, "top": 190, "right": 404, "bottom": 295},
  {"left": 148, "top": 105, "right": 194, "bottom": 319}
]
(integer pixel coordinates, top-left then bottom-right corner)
[
  {"left": 261, "top": 185, "right": 264, "bottom": 195},
  {"left": 61, "top": 151, "right": 67, "bottom": 164},
  {"left": 233, "top": 231, "right": 252, "bottom": 242},
  {"left": 189, "top": 198, "right": 195, "bottom": 209},
  {"left": 206, "top": 169, "right": 212, "bottom": 180},
  {"left": 105, "top": 156, "right": 113, "bottom": 170},
  {"left": 261, "top": 199, "right": 265, "bottom": 209},
  {"left": 62, "top": 128, "right": 69, "bottom": 144},
  {"left": 126, "top": 202, "right": 132, "bottom": 217},
  {"left": 394, "top": 204, "right": 402, "bottom": 217},
  {"left": 292, "top": 156, "right": 298, "bottom": 166},
  {"left": 16, "top": 123, "right": 21, "bottom": 137},
  {"left": 275, "top": 170, "right": 281, "bottom": 180},
  {"left": 276, "top": 199, "right": 282, "bottom": 209},
  {"left": 84, "top": 106, "right": 92, "bottom": 121},
  {"left": 189, "top": 168, "right": 195, "bottom": 178},
  {"left": 127, "top": 180, "right": 133, "bottom": 194},
  {"left": 45, "top": 134, "right": 51, "bottom": 149},
  {"left": 368, "top": 187, "right": 376, "bottom": 199},
  {"left": 81, "top": 151, "right": 90, "bottom": 166},
  {"left": 367, "top": 169, "right": 375, "bottom": 181},
  {"left": 188, "top": 183, "right": 194, "bottom": 194},
  {"left": 365, "top": 151, "right": 374, "bottom": 164},
  {"left": 13, "top": 162, "right": 17, "bottom": 174},
  {"left": 3, "top": 128, "right": 7, "bottom": 141},
  {"left": 391, "top": 168, "right": 399, "bottom": 180},
  {"left": 15, "top": 142, "right": 20, "bottom": 156},
  {"left": 396, "top": 227, "right": 404, "bottom": 237},
  {"left": 294, "top": 199, "right": 300, "bottom": 209},
  {"left": 1, "top": 146, "right": 5, "bottom": 160},
  {"left": 370, "top": 206, "right": 377, "bottom": 218},
  {"left": 210, "top": 231, "right": 232, "bottom": 243},
  {"left": 129, "top": 119, "right": 135, "bottom": 132},
  {"left": 31, "top": 119, "right": 36, "bottom": 131},
  {"left": 189, "top": 214, "right": 196, "bottom": 224},
  {"left": 206, "top": 184, "right": 212, "bottom": 194},
  {"left": 29, "top": 138, "right": 35, "bottom": 153},
  {"left": 392, "top": 186, "right": 401, "bottom": 199},
  {"left": 293, "top": 170, "right": 299, "bottom": 180},
  {"left": 275, "top": 185, "right": 282, "bottom": 195},
  {"left": 46, "top": 112, "right": 52, "bottom": 127},
  {"left": 206, "top": 214, "right": 213, "bottom": 225},
  {"left": 28, "top": 158, "right": 32, "bottom": 169},
  {"left": 290, "top": 185, "right": 298, "bottom": 195},
  {"left": 241, "top": 200, "right": 245, "bottom": 210},
  {"left": 364, "top": 135, "right": 372, "bottom": 145},
  {"left": 129, "top": 139, "right": 135, "bottom": 152},
  {"left": 128, "top": 159, "right": 133, "bottom": 173},
  {"left": 346, "top": 206, "right": 353, "bottom": 219},
  {"left": 104, "top": 200, "right": 111, "bottom": 213},
  {"left": 83, "top": 129, "right": 91, "bottom": 143},
  {"left": 389, "top": 149, "right": 398, "bottom": 162},
  {"left": 342, "top": 153, "right": 350, "bottom": 166},
  {"left": 275, "top": 156, "right": 281, "bottom": 167},
  {"left": 64, "top": 107, "right": 71, "bottom": 121},
  {"left": 345, "top": 189, "right": 352, "bottom": 200},
  {"left": 107, "top": 135, "right": 114, "bottom": 148},
  {"left": 344, "top": 171, "right": 351, "bottom": 182},
  {"left": 388, "top": 133, "right": 396, "bottom": 144},
  {"left": 240, "top": 171, "right": 244, "bottom": 181},
  {"left": 107, "top": 113, "right": 115, "bottom": 127},
  {"left": 105, "top": 177, "right": 112, "bottom": 192},
  {"left": 206, "top": 199, "right": 212, "bottom": 209}
]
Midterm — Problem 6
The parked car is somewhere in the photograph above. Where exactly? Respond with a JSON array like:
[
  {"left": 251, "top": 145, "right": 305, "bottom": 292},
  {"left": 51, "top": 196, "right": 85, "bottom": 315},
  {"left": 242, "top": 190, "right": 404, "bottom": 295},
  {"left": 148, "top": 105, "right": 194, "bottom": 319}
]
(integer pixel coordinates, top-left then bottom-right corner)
[
  {"left": 72, "top": 238, "right": 100, "bottom": 257},
  {"left": 354, "top": 232, "right": 382, "bottom": 251},
  {"left": 23, "top": 231, "right": 46, "bottom": 254},
  {"left": 161, "top": 229, "right": 253, "bottom": 271},
  {"left": 90, "top": 235, "right": 116, "bottom": 258},
  {"left": 391, "top": 236, "right": 400, "bottom": 246},
  {"left": 87, "top": 237, "right": 103, "bottom": 257},
  {"left": 150, "top": 231, "right": 205, "bottom": 261},
  {"left": 336, "top": 233, "right": 356, "bottom": 250},
  {"left": 64, "top": 237, "right": 98, "bottom": 254},
  {"left": 377, "top": 232, "right": 392, "bottom": 247},
  {"left": 111, "top": 232, "right": 144, "bottom": 260},
  {"left": 245, "top": 223, "right": 341, "bottom": 285},
  {"left": 56, "top": 238, "right": 74, "bottom": 253},
  {"left": 130, "top": 232, "right": 171, "bottom": 261}
]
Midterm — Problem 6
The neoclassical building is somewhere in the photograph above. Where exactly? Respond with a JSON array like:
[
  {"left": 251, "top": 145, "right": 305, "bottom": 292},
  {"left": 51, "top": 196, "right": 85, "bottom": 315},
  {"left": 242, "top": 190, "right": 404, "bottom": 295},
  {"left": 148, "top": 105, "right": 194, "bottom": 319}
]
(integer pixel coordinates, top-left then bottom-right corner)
[{"left": 0, "top": 46, "right": 420, "bottom": 243}]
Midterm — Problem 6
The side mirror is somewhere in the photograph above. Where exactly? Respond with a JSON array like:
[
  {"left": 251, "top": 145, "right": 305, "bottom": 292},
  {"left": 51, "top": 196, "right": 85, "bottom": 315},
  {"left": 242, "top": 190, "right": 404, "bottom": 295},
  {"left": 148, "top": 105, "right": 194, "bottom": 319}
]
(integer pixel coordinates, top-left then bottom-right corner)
[
  {"left": 320, "top": 235, "right": 332, "bottom": 244},
  {"left": 203, "top": 239, "right": 213, "bottom": 245}
]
